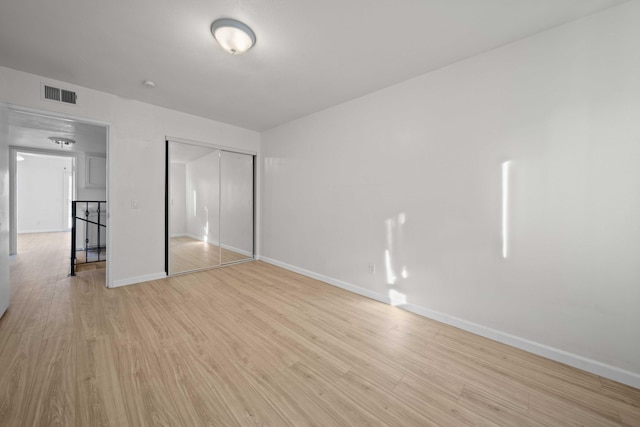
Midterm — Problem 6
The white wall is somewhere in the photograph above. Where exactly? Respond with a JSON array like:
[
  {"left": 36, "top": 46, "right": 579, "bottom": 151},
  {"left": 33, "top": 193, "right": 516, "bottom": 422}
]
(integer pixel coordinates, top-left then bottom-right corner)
[
  {"left": 17, "top": 154, "right": 72, "bottom": 233},
  {"left": 186, "top": 151, "right": 220, "bottom": 244},
  {"left": 169, "top": 162, "right": 186, "bottom": 236},
  {"left": 76, "top": 154, "right": 107, "bottom": 202},
  {"left": 0, "top": 66, "right": 260, "bottom": 287},
  {"left": 261, "top": 2, "right": 640, "bottom": 387},
  {"left": 0, "top": 104, "right": 9, "bottom": 318}
]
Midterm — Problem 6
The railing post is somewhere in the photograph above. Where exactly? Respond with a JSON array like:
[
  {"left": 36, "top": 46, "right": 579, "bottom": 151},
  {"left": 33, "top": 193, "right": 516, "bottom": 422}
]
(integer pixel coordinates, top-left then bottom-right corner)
[
  {"left": 97, "top": 202, "right": 101, "bottom": 262},
  {"left": 85, "top": 202, "right": 89, "bottom": 263},
  {"left": 71, "top": 201, "right": 76, "bottom": 276}
]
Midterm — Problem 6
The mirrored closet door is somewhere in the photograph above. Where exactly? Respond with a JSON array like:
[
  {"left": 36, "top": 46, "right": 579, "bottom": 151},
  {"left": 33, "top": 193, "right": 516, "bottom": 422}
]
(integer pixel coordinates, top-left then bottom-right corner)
[
  {"left": 166, "top": 140, "right": 254, "bottom": 275},
  {"left": 220, "top": 151, "right": 254, "bottom": 264}
]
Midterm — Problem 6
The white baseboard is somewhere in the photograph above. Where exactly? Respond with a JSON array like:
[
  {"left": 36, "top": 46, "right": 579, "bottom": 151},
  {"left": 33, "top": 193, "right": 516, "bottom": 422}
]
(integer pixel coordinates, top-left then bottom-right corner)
[
  {"left": 183, "top": 234, "right": 252, "bottom": 257},
  {"left": 170, "top": 233, "right": 187, "bottom": 238},
  {"left": 186, "top": 233, "right": 206, "bottom": 242},
  {"left": 401, "top": 304, "right": 640, "bottom": 389},
  {"left": 220, "top": 243, "right": 253, "bottom": 257},
  {"left": 259, "top": 256, "right": 640, "bottom": 390},
  {"left": 111, "top": 272, "right": 166, "bottom": 288},
  {"left": 260, "top": 256, "right": 390, "bottom": 304},
  {"left": 186, "top": 233, "right": 219, "bottom": 247},
  {"left": 18, "top": 229, "right": 69, "bottom": 234}
]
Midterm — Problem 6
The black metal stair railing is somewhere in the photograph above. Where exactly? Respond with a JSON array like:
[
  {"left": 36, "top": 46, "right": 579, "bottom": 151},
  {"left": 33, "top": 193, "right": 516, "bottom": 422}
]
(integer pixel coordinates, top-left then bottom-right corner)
[{"left": 71, "top": 201, "right": 107, "bottom": 276}]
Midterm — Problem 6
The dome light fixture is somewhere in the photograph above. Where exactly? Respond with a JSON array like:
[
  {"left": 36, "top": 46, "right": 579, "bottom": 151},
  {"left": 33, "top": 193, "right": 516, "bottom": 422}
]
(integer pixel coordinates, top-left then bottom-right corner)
[{"left": 211, "top": 18, "right": 256, "bottom": 55}]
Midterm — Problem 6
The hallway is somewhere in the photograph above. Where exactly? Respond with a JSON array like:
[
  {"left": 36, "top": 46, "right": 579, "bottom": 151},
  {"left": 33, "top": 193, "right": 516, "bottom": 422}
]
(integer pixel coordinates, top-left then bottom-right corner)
[{"left": 0, "top": 232, "right": 105, "bottom": 424}]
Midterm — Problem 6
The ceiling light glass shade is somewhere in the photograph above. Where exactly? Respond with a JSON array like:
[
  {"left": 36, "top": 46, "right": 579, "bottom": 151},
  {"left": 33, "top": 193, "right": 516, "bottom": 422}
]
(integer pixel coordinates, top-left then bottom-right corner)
[
  {"left": 49, "top": 136, "right": 76, "bottom": 147},
  {"left": 211, "top": 19, "right": 256, "bottom": 54}
]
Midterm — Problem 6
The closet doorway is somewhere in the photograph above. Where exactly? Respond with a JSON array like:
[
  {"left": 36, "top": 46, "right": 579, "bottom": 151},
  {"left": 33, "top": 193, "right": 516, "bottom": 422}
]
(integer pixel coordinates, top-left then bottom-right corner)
[{"left": 165, "top": 138, "right": 255, "bottom": 275}]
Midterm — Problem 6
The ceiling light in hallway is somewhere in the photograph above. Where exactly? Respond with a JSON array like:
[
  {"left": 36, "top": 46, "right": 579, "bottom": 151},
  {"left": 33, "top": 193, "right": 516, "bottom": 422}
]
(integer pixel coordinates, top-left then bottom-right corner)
[{"left": 49, "top": 136, "right": 76, "bottom": 147}]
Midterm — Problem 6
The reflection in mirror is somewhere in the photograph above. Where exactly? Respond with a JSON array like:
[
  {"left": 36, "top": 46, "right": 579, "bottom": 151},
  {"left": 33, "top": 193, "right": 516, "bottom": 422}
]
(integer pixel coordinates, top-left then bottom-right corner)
[
  {"left": 220, "top": 151, "right": 254, "bottom": 264},
  {"left": 167, "top": 141, "right": 255, "bottom": 275},
  {"left": 168, "top": 141, "right": 221, "bottom": 274}
]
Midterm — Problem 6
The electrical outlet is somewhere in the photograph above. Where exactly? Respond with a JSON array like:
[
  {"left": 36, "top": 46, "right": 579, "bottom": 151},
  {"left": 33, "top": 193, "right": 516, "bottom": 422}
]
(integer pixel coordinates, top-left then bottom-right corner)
[
  {"left": 368, "top": 263, "right": 376, "bottom": 275},
  {"left": 130, "top": 199, "right": 138, "bottom": 209}
]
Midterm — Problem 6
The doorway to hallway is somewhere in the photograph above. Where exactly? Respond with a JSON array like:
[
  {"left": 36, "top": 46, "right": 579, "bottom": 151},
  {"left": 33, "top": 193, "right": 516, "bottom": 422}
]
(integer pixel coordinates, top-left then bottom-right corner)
[{"left": 8, "top": 108, "right": 109, "bottom": 282}]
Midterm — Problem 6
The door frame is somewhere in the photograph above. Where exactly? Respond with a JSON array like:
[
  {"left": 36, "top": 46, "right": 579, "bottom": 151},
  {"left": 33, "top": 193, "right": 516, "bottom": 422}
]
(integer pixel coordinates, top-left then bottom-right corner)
[
  {"left": 7, "top": 105, "right": 113, "bottom": 287},
  {"left": 62, "top": 170, "right": 73, "bottom": 229}
]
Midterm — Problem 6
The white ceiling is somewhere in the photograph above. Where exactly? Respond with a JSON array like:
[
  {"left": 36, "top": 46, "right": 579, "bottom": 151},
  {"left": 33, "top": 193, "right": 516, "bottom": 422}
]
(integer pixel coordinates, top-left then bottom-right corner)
[
  {"left": 9, "top": 110, "right": 107, "bottom": 154},
  {"left": 0, "top": 0, "right": 628, "bottom": 131}
]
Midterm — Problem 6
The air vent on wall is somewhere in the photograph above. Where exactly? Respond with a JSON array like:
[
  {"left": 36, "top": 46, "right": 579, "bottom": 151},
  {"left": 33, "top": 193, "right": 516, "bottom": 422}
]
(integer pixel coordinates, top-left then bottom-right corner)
[
  {"left": 61, "top": 89, "right": 77, "bottom": 104},
  {"left": 41, "top": 83, "right": 77, "bottom": 105},
  {"left": 44, "top": 85, "right": 60, "bottom": 101}
]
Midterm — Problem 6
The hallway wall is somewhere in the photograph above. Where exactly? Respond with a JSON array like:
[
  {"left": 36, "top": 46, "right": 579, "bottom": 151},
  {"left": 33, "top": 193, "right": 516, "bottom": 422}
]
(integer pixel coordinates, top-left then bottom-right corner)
[{"left": 17, "top": 154, "right": 72, "bottom": 233}]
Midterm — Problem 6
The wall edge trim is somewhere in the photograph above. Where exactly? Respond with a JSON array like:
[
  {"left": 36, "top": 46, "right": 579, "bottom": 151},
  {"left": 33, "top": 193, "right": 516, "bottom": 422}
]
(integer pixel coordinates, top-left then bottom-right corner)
[
  {"left": 260, "top": 256, "right": 390, "bottom": 305},
  {"left": 259, "top": 256, "right": 640, "bottom": 389},
  {"left": 183, "top": 233, "right": 253, "bottom": 257},
  {"left": 18, "top": 229, "right": 70, "bottom": 234},
  {"left": 111, "top": 272, "right": 166, "bottom": 288}
]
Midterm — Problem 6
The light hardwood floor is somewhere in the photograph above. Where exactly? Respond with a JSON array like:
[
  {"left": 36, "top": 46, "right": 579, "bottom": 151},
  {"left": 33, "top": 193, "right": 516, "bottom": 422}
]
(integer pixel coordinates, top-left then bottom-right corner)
[
  {"left": 169, "top": 236, "right": 251, "bottom": 273},
  {"left": 1, "top": 232, "right": 639, "bottom": 426}
]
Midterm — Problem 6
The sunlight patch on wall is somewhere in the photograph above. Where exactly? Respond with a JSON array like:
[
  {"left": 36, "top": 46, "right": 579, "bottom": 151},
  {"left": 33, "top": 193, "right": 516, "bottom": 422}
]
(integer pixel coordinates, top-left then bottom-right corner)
[
  {"left": 193, "top": 190, "right": 197, "bottom": 216},
  {"left": 203, "top": 206, "right": 209, "bottom": 243},
  {"left": 385, "top": 249, "right": 396, "bottom": 285},
  {"left": 385, "top": 212, "right": 409, "bottom": 306},
  {"left": 502, "top": 161, "right": 511, "bottom": 259}
]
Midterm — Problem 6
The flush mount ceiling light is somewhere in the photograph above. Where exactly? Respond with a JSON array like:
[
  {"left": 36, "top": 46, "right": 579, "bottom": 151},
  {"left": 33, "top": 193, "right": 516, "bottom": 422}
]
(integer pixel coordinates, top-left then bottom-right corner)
[
  {"left": 49, "top": 136, "right": 76, "bottom": 147},
  {"left": 211, "top": 18, "right": 256, "bottom": 55}
]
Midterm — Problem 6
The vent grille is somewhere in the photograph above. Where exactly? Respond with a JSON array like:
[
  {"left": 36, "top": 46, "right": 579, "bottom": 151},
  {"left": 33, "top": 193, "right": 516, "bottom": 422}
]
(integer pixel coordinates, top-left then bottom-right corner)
[
  {"left": 61, "top": 89, "right": 77, "bottom": 104},
  {"left": 42, "top": 84, "right": 77, "bottom": 105},
  {"left": 44, "top": 85, "right": 61, "bottom": 101}
]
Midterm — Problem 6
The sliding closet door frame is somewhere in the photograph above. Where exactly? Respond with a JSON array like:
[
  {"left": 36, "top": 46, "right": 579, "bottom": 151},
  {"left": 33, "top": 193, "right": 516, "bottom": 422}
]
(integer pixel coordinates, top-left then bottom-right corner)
[
  {"left": 166, "top": 139, "right": 222, "bottom": 275},
  {"left": 165, "top": 136, "right": 257, "bottom": 276},
  {"left": 165, "top": 140, "right": 169, "bottom": 274}
]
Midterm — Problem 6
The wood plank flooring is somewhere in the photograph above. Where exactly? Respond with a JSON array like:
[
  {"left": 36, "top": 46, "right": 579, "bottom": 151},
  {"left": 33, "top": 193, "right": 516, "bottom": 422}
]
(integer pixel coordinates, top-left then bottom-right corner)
[
  {"left": 1, "top": 232, "right": 639, "bottom": 426},
  {"left": 169, "top": 236, "right": 251, "bottom": 274}
]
